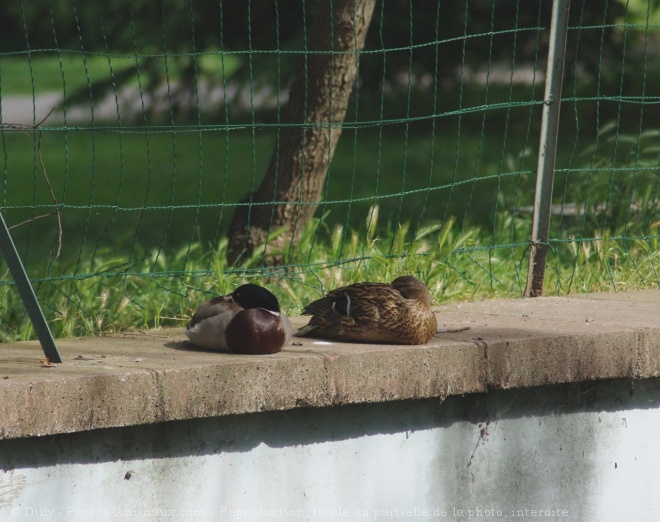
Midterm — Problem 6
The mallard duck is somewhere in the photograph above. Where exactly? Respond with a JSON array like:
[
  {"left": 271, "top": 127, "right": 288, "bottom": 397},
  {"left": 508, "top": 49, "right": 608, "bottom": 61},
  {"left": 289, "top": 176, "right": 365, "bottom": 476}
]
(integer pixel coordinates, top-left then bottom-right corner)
[
  {"left": 185, "top": 284, "right": 292, "bottom": 354},
  {"left": 297, "top": 275, "right": 437, "bottom": 344}
]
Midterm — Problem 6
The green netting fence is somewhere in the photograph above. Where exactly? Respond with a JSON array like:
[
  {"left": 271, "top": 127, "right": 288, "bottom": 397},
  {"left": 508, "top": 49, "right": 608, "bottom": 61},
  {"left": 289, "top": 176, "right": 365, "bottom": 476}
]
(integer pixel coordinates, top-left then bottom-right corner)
[{"left": 0, "top": 0, "right": 659, "bottom": 342}]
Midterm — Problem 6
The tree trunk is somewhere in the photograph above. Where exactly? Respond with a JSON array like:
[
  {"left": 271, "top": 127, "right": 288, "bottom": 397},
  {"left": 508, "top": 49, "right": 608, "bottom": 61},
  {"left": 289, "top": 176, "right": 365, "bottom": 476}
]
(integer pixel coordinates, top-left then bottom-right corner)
[{"left": 227, "top": 0, "right": 377, "bottom": 266}]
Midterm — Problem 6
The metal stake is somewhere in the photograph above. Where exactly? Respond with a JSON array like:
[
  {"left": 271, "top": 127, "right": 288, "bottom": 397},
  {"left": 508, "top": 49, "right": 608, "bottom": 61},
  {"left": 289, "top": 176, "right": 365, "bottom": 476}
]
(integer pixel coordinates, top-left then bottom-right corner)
[
  {"left": 0, "top": 211, "right": 62, "bottom": 363},
  {"left": 525, "top": 0, "right": 571, "bottom": 297}
]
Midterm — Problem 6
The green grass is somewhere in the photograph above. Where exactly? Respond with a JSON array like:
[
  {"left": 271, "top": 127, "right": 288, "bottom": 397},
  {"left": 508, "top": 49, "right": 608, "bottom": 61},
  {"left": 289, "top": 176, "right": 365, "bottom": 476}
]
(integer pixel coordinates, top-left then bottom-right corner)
[
  {"left": 2, "top": 54, "right": 659, "bottom": 343},
  {"left": 1, "top": 118, "right": 659, "bottom": 342},
  {"left": 0, "top": 53, "right": 242, "bottom": 96},
  {"left": 1, "top": 121, "right": 546, "bottom": 267},
  {"left": 1, "top": 54, "right": 131, "bottom": 95},
  {"left": 1, "top": 203, "right": 658, "bottom": 343}
]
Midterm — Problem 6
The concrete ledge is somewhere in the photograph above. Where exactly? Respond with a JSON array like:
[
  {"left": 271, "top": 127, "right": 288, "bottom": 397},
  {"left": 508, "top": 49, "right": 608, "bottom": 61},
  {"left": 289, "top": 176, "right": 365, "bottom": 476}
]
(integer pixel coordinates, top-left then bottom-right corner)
[{"left": 1, "top": 290, "right": 659, "bottom": 440}]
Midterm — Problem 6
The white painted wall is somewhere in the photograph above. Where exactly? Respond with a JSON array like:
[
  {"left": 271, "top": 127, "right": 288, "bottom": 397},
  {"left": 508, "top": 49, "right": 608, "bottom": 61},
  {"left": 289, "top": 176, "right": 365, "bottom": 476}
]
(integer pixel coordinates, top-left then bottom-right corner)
[{"left": 1, "top": 378, "right": 659, "bottom": 521}]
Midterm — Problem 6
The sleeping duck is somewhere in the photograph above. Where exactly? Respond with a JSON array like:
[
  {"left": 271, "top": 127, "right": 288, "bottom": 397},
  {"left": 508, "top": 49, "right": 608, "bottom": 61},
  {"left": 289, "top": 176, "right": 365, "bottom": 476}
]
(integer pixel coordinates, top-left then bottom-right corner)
[
  {"left": 297, "top": 275, "right": 437, "bottom": 345},
  {"left": 186, "top": 283, "right": 292, "bottom": 354}
]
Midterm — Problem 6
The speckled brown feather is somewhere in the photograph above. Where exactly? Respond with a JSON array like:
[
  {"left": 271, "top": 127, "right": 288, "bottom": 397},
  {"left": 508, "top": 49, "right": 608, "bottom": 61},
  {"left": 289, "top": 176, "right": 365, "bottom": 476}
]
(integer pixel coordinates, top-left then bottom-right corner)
[{"left": 298, "top": 276, "right": 437, "bottom": 345}]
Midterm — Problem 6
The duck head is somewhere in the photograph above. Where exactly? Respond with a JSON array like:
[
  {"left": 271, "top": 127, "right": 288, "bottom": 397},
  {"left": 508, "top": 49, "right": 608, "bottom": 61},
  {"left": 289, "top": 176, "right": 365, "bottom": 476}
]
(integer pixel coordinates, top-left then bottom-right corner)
[
  {"left": 391, "top": 275, "right": 433, "bottom": 305},
  {"left": 231, "top": 283, "right": 282, "bottom": 313}
]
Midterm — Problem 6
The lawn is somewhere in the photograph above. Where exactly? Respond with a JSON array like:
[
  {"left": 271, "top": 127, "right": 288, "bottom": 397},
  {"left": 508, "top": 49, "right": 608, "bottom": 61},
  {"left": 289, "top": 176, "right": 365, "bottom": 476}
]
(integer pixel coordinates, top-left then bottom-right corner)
[
  {"left": 2, "top": 113, "right": 547, "bottom": 266},
  {"left": 1, "top": 55, "right": 659, "bottom": 341}
]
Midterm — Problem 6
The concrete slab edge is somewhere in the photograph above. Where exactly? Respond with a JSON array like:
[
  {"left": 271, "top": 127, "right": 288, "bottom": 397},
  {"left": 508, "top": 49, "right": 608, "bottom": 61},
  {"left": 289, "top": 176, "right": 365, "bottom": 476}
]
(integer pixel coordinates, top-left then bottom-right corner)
[{"left": 0, "top": 290, "right": 659, "bottom": 440}]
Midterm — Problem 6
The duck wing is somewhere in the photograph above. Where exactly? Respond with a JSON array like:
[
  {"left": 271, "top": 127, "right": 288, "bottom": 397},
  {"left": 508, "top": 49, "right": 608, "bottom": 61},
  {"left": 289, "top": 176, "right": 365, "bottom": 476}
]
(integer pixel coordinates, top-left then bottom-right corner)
[
  {"left": 302, "top": 282, "right": 401, "bottom": 324},
  {"left": 188, "top": 295, "right": 239, "bottom": 328}
]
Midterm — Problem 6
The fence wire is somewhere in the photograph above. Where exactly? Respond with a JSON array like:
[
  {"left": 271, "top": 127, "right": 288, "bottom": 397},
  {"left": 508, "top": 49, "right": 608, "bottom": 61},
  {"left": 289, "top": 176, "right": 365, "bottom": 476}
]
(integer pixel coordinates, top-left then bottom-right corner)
[{"left": 0, "top": 0, "right": 659, "bottom": 340}]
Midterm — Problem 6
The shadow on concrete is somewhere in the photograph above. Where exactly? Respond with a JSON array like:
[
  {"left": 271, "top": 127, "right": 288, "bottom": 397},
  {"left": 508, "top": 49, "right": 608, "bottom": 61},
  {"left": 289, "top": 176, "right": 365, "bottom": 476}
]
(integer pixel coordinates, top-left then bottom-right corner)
[{"left": 1, "top": 376, "right": 658, "bottom": 472}]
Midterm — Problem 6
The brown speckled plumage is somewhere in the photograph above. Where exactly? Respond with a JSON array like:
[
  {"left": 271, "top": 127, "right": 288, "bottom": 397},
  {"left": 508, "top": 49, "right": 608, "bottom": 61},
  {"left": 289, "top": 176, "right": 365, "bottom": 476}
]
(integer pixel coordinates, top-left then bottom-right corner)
[{"left": 297, "top": 275, "right": 437, "bottom": 345}]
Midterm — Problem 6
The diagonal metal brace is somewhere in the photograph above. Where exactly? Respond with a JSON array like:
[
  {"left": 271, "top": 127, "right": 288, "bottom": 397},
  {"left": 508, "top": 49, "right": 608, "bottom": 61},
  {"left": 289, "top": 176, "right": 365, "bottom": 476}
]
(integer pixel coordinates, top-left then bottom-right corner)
[
  {"left": 524, "top": 0, "right": 571, "bottom": 297},
  {"left": 0, "top": 211, "right": 62, "bottom": 363}
]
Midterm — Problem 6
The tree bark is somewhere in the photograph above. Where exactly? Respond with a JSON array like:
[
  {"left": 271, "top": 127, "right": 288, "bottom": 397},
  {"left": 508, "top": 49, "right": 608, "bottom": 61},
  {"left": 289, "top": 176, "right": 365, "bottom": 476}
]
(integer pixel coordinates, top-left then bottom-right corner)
[{"left": 226, "top": 0, "right": 377, "bottom": 266}]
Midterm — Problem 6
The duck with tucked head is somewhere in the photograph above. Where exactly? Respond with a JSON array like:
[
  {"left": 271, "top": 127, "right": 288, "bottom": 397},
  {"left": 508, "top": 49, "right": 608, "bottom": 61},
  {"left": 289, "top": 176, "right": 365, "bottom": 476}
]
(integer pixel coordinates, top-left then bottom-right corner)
[
  {"left": 186, "top": 284, "right": 292, "bottom": 354},
  {"left": 296, "top": 275, "right": 437, "bottom": 345}
]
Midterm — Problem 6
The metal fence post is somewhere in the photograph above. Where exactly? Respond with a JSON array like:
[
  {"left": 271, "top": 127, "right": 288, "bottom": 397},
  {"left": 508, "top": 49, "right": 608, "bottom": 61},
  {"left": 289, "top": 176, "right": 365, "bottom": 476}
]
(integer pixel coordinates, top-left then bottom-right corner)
[
  {"left": 524, "top": 0, "right": 571, "bottom": 297},
  {"left": 0, "top": 211, "right": 62, "bottom": 363}
]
